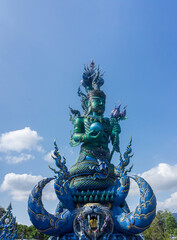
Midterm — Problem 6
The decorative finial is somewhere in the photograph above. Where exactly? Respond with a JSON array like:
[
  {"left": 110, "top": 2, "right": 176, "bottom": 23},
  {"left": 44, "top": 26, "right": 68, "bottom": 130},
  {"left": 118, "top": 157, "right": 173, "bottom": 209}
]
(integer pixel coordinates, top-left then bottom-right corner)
[
  {"left": 7, "top": 203, "right": 12, "bottom": 211},
  {"left": 89, "top": 59, "right": 95, "bottom": 70},
  {"left": 81, "top": 60, "right": 104, "bottom": 92},
  {"left": 111, "top": 104, "right": 127, "bottom": 120}
]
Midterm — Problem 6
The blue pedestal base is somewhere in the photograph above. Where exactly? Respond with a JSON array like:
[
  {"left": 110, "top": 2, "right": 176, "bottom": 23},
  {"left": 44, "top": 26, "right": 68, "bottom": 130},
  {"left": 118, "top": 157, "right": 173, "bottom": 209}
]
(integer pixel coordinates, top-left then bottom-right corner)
[{"left": 49, "top": 233, "right": 144, "bottom": 240}]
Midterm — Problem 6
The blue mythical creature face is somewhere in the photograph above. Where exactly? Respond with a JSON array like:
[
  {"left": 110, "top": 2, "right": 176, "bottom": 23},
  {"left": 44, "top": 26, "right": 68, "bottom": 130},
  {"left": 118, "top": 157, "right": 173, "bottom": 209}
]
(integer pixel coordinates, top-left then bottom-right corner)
[{"left": 73, "top": 203, "right": 114, "bottom": 240}]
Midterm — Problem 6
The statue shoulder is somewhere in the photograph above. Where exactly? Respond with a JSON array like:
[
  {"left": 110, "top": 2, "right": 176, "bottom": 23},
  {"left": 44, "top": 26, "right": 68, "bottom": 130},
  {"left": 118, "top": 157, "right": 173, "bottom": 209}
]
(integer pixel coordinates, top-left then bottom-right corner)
[
  {"left": 104, "top": 117, "right": 110, "bottom": 122},
  {"left": 74, "top": 116, "right": 85, "bottom": 125},
  {"left": 102, "top": 117, "right": 111, "bottom": 125}
]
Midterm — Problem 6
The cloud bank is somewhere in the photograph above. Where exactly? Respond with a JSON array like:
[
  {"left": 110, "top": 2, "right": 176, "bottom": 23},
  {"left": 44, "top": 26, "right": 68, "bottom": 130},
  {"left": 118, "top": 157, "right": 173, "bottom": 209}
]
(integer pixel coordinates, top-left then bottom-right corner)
[
  {"left": 0, "top": 127, "right": 43, "bottom": 153},
  {"left": 129, "top": 163, "right": 177, "bottom": 195},
  {"left": 0, "top": 127, "right": 44, "bottom": 164},
  {"left": 158, "top": 192, "right": 177, "bottom": 209},
  {"left": 0, "top": 173, "right": 56, "bottom": 201},
  {"left": 128, "top": 163, "right": 177, "bottom": 211},
  {"left": 5, "top": 153, "right": 34, "bottom": 164},
  {"left": 141, "top": 163, "right": 177, "bottom": 192},
  {"left": 43, "top": 150, "right": 54, "bottom": 163}
]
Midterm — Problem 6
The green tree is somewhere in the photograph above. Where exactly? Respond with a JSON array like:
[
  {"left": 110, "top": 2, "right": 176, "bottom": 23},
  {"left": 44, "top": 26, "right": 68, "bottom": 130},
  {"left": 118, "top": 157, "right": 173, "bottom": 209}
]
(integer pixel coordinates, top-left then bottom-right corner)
[
  {"left": 142, "top": 224, "right": 156, "bottom": 240},
  {"left": 0, "top": 206, "right": 6, "bottom": 218},
  {"left": 143, "top": 210, "right": 167, "bottom": 240},
  {"left": 143, "top": 210, "right": 177, "bottom": 240},
  {"left": 16, "top": 223, "right": 48, "bottom": 239},
  {"left": 165, "top": 212, "right": 177, "bottom": 235},
  {"left": 173, "top": 228, "right": 177, "bottom": 236}
]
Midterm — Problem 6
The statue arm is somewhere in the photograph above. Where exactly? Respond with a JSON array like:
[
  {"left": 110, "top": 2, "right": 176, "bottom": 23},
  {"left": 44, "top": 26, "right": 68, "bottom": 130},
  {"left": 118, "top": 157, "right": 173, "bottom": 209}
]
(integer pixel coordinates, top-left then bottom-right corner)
[
  {"left": 73, "top": 117, "right": 102, "bottom": 143},
  {"left": 110, "top": 119, "right": 121, "bottom": 152},
  {"left": 72, "top": 117, "right": 86, "bottom": 142}
]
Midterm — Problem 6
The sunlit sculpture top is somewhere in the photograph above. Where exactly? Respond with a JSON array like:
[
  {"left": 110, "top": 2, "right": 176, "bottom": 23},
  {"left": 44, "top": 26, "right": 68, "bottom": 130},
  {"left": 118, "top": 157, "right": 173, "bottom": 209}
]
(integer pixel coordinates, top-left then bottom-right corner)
[{"left": 28, "top": 60, "right": 156, "bottom": 240}]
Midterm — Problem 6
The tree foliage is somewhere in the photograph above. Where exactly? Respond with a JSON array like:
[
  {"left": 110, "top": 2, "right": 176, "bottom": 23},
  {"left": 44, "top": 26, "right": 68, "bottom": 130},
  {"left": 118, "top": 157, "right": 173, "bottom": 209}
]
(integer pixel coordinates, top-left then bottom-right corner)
[
  {"left": 16, "top": 223, "right": 48, "bottom": 239},
  {"left": 165, "top": 212, "right": 177, "bottom": 235},
  {"left": 143, "top": 210, "right": 177, "bottom": 240},
  {"left": 0, "top": 206, "right": 6, "bottom": 218}
]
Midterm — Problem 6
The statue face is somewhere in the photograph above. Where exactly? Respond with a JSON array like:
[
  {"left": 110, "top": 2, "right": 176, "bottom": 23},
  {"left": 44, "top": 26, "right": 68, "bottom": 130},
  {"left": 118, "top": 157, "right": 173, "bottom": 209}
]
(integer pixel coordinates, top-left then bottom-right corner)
[
  {"left": 73, "top": 203, "right": 114, "bottom": 239},
  {"left": 90, "top": 97, "right": 105, "bottom": 115}
]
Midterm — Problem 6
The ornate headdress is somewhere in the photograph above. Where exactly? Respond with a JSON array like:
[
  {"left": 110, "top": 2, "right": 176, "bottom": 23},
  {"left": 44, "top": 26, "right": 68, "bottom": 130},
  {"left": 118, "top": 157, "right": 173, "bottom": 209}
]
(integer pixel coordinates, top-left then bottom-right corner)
[
  {"left": 78, "top": 60, "right": 106, "bottom": 114},
  {"left": 81, "top": 59, "right": 104, "bottom": 92}
]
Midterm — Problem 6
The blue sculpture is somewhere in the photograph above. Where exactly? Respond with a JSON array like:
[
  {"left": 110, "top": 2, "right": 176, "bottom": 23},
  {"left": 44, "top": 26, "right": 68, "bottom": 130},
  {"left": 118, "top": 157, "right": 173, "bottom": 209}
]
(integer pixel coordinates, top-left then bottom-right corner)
[
  {"left": 0, "top": 203, "right": 18, "bottom": 240},
  {"left": 28, "top": 60, "right": 156, "bottom": 240}
]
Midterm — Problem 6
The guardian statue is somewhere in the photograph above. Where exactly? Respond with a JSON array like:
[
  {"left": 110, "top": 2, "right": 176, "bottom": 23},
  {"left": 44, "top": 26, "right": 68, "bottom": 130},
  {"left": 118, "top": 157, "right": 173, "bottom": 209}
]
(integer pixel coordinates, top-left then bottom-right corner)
[{"left": 28, "top": 60, "right": 156, "bottom": 240}]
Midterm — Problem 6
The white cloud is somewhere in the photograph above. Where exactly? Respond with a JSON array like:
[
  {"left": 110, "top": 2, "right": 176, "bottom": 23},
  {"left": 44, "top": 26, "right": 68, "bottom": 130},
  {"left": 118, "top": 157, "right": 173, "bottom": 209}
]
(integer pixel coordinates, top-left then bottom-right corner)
[
  {"left": 43, "top": 181, "right": 57, "bottom": 201},
  {"left": 127, "top": 163, "right": 177, "bottom": 211},
  {"left": 0, "top": 127, "right": 43, "bottom": 153},
  {"left": 128, "top": 178, "right": 140, "bottom": 196},
  {"left": 129, "top": 163, "right": 177, "bottom": 197},
  {"left": 63, "top": 146, "right": 75, "bottom": 155},
  {"left": 5, "top": 153, "right": 34, "bottom": 164},
  {"left": 43, "top": 150, "right": 54, "bottom": 163},
  {"left": 141, "top": 163, "right": 177, "bottom": 193},
  {"left": 0, "top": 173, "right": 56, "bottom": 201},
  {"left": 158, "top": 192, "right": 177, "bottom": 210}
]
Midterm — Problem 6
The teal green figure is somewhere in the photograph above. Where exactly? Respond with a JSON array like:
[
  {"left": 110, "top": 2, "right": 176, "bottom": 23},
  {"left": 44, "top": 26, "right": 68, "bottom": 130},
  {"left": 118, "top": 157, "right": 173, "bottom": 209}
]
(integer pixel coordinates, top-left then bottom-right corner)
[
  {"left": 70, "top": 60, "right": 122, "bottom": 163},
  {"left": 69, "top": 60, "right": 126, "bottom": 189},
  {"left": 72, "top": 90, "right": 120, "bottom": 162}
]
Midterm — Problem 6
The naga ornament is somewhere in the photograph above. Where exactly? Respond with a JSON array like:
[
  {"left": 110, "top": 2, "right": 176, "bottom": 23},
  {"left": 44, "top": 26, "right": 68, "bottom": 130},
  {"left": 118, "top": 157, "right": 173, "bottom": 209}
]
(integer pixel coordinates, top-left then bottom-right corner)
[
  {"left": 28, "top": 60, "right": 156, "bottom": 240},
  {"left": 0, "top": 203, "right": 18, "bottom": 240}
]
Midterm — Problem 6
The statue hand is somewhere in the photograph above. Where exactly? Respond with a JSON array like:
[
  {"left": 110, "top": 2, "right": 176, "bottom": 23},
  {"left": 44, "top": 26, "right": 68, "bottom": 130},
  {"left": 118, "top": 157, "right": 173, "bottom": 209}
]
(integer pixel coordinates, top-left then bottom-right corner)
[
  {"left": 112, "top": 122, "right": 121, "bottom": 134},
  {"left": 86, "top": 130, "right": 102, "bottom": 142}
]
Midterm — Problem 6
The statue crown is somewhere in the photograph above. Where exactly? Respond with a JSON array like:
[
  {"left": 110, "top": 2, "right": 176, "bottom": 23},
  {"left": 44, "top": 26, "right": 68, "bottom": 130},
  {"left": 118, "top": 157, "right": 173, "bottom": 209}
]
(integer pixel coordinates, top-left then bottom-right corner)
[{"left": 81, "top": 59, "right": 105, "bottom": 92}]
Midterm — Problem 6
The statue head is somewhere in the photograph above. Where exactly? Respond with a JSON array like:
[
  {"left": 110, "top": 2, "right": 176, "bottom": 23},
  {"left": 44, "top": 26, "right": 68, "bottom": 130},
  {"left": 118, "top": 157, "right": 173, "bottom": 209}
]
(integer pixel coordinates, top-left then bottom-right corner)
[
  {"left": 78, "top": 60, "right": 106, "bottom": 116},
  {"left": 88, "top": 90, "right": 106, "bottom": 116}
]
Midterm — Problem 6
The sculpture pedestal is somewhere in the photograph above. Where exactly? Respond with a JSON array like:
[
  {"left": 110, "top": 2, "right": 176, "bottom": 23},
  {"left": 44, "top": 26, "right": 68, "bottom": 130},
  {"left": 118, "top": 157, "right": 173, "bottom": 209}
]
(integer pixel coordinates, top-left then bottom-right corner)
[{"left": 58, "top": 233, "right": 144, "bottom": 240}]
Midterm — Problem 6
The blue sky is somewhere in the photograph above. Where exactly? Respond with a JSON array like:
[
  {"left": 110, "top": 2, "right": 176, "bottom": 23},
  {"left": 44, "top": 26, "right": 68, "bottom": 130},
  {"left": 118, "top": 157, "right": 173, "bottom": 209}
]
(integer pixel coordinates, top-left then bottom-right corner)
[{"left": 0, "top": 0, "right": 177, "bottom": 225}]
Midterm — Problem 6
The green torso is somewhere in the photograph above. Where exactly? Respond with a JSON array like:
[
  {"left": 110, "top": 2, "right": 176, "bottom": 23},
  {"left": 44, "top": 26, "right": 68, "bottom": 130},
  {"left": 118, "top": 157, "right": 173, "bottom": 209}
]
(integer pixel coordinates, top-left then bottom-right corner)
[
  {"left": 82, "top": 116, "right": 111, "bottom": 148},
  {"left": 71, "top": 115, "right": 120, "bottom": 162}
]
